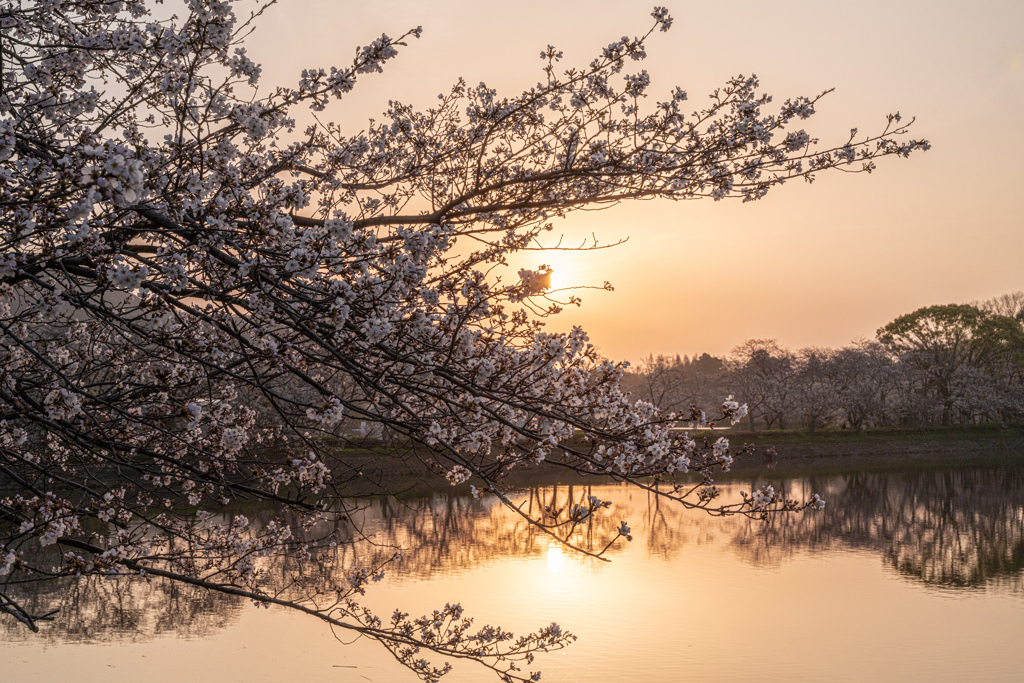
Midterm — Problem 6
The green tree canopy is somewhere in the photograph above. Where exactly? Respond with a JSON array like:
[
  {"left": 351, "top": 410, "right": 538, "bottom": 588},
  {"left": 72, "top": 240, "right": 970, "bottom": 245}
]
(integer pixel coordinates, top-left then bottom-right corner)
[{"left": 878, "top": 304, "right": 1024, "bottom": 424}]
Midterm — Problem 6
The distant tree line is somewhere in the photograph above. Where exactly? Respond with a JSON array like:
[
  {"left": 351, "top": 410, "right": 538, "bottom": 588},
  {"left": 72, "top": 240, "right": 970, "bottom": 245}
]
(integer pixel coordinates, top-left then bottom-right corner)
[{"left": 624, "top": 293, "right": 1024, "bottom": 431}]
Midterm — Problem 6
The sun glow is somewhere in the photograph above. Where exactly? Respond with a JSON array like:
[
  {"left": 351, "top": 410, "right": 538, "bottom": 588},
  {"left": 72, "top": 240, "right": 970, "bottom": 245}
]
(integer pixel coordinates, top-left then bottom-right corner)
[
  {"left": 536, "top": 256, "right": 579, "bottom": 294},
  {"left": 545, "top": 264, "right": 567, "bottom": 293}
]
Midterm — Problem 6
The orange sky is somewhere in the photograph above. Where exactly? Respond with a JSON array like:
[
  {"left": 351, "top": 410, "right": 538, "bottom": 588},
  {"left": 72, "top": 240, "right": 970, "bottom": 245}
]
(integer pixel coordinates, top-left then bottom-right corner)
[{"left": 246, "top": 0, "right": 1024, "bottom": 362}]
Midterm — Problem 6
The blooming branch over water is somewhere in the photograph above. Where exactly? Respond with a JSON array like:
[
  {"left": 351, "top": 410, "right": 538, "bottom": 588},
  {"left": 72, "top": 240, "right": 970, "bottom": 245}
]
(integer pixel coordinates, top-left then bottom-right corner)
[{"left": 0, "top": 0, "right": 922, "bottom": 677}]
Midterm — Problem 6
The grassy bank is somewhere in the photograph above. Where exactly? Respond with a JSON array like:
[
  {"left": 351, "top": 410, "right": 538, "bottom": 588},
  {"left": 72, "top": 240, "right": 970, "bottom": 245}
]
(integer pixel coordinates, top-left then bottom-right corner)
[
  {"left": 708, "top": 425, "right": 1024, "bottom": 479},
  {"left": 719, "top": 424, "right": 1024, "bottom": 446}
]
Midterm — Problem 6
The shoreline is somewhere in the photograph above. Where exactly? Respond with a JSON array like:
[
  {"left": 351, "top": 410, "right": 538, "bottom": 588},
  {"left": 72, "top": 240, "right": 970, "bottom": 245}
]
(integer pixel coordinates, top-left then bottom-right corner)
[
  {"left": 329, "top": 427, "right": 1024, "bottom": 496},
  {"left": 716, "top": 426, "right": 1024, "bottom": 476}
]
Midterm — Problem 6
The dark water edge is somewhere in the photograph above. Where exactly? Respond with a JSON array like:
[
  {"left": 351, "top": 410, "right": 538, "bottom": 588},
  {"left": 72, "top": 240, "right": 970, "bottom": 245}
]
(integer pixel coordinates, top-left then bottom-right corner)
[{"left": 339, "top": 430, "right": 1024, "bottom": 498}]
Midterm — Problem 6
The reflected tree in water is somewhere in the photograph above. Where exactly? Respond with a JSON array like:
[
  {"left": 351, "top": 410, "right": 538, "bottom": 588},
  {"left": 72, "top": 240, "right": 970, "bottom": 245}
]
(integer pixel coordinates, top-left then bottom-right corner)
[
  {"left": 0, "top": 574, "right": 243, "bottom": 643},
  {"left": 651, "top": 466, "right": 1024, "bottom": 591}
]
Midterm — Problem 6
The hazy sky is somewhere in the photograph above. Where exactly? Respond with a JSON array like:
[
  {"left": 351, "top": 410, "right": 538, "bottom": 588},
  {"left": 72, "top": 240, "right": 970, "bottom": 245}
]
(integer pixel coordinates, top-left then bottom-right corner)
[{"left": 245, "top": 0, "right": 1024, "bottom": 362}]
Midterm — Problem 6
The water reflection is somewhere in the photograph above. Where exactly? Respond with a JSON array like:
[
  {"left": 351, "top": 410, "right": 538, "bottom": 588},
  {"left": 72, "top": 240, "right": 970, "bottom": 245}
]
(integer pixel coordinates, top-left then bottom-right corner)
[
  {"left": 346, "top": 466, "right": 1024, "bottom": 595},
  {"left": 4, "top": 463, "right": 1024, "bottom": 646},
  {"left": 1, "top": 575, "right": 244, "bottom": 643},
  {"left": 701, "top": 466, "right": 1024, "bottom": 591},
  {"left": 341, "top": 484, "right": 629, "bottom": 578}
]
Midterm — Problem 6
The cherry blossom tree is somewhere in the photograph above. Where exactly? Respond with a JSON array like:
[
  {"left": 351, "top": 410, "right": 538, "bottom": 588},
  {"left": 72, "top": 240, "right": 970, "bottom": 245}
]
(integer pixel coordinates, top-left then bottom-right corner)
[
  {"left": 0, "top": 0, "right": 926, "bottom": 678},
  {"left": 728, "top": 339, "right": 799, "bottom": 430},
  {"left": 829, "top": 340, "right": 903, "bottom": 429}
]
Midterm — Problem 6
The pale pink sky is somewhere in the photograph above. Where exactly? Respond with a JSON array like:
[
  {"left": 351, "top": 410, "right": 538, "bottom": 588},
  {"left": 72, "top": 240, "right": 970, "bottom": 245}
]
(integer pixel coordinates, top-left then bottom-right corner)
[{"left": 247, "top": 0, "right": 1024, "bottom": 362}]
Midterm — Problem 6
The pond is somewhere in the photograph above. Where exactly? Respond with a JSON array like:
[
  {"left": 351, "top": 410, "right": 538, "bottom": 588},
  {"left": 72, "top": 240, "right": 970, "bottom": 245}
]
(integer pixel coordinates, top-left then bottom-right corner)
[{"left": 4, "top": 461, "right": 1024, "bottom": 682}]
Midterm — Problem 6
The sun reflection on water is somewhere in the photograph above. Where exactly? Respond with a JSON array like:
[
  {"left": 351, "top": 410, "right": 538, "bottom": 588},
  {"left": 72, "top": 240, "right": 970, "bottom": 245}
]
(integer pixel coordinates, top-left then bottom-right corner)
[{"left": 546, "top": 543, "right": 565, "bottom": 574}]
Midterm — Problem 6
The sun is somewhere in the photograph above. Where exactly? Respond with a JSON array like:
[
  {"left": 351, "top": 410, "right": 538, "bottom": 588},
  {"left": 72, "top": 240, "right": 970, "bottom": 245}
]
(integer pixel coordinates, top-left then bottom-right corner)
[
  {"left": 508, "top": 252, "right": 591, "bottom": 297},
  {"left": 539, "top": 257, "right": 576, "bottom": 293}
]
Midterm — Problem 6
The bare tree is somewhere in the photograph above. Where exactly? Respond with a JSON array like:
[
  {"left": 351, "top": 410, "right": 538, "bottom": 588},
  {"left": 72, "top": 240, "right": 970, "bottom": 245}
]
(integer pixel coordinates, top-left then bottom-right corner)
[
  {"left": 630, "top": 354, "right": 689, "bottom": 413},
  {"left": 975, "top": 291, "right": 1024, "bottom": 323},
  {"left": 625, "top": 353, "right": 729, "bottom": 418}
]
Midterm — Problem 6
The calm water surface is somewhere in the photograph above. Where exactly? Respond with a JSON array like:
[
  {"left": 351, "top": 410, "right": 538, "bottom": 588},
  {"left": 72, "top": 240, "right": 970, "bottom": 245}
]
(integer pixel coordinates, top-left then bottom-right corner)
[{"left": 4, "top": 462, "right": 1024, "bottom": 682}]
